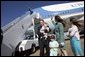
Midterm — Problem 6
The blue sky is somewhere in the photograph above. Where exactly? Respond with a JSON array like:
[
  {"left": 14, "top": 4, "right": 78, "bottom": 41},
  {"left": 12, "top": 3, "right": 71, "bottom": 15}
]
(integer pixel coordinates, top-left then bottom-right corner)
[{"left": 1, "top": 1, "right": 74, "bottom": 27}]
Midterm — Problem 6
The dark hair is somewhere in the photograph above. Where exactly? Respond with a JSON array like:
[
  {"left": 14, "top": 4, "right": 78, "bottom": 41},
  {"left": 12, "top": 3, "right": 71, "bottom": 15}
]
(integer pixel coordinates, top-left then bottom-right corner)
[
  {"left": 70, "top": 17, "right": 75, "bottom": 22},
  {"left": 40, "top": 19, "right": 44, "bottom": 22},
  {"left": 51, "top": 34, "right": 55, "bottom": 39},
  {"left": 44, "top": 29, "right": 49, "bottom": 33},
  {"left": 20, "top": 47, "right": 23, "bottom": 51},
  {"left": 55, "top": 15, "right": 65, "bottom": 27},
  {"left": 48, "top": 34, "right": 55, "bottom": 39},
  {"left": 70, "top": 17, "right": 81, "bottom": 27}
]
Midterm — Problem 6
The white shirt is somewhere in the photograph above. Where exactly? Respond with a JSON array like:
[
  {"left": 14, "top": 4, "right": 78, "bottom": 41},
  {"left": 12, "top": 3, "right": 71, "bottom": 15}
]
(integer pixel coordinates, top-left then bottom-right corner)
[
  {"left": 40, "top": 25, "right": 49, "bottom": 38},
  {"left": 67, "top": 25, "right": 80, "bottom": 40},
  {"left": 40, "top": 26, "right": 49, "bottom": 33},
  {"left": 49, "top": 40, "right": 59, "bottom": 50},
  {"left": 49, "top": 40, "right": 59, "bottom": 56}
]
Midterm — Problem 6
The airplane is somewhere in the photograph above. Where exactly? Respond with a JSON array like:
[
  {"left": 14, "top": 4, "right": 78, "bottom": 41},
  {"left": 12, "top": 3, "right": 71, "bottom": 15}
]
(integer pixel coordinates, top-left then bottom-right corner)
[{"left": 1, "top": 1, "right": 84, "bottom": 56}]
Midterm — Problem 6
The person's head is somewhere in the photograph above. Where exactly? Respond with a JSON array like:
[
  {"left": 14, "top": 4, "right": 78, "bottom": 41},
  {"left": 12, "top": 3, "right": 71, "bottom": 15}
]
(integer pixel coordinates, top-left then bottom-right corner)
[
  {"left": 49, "top": 34, "right": 55, "bottom": 41},
  {"left": 55, "top": 15, "right": 62, "bottom": 22},
  {"left": 70, "top": 17, "right": 80, "bottom": 27},
  {"left": 20, "top": 47, "right": 23, "bottom": 52},
  {"left": 40, "top": 20, "right": 44, "bottom": 26},
  {"left": 55, "top": 15, "right": 65, "bottom": 27},
  {"left": 36, "top": 13, "right": 40, "bottom": 19}
]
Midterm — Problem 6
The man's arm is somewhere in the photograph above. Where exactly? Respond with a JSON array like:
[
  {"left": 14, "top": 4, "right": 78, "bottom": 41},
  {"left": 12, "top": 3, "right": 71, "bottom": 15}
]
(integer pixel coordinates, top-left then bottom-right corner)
[
  {"left": 58, "top": 23, "right": 65, "bottom": 43},
  {"left": 51, "top": 17, "right": 55, "bottom": 25}
]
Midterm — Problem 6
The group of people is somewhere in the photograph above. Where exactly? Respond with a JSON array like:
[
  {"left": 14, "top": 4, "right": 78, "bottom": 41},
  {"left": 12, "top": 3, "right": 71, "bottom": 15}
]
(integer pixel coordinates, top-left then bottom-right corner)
[
  {"left": 34, "top": 14, "right": 83, "bottom": 56},
  {"left": 1, "top": 13, "right": 83, "bottom": 56}
]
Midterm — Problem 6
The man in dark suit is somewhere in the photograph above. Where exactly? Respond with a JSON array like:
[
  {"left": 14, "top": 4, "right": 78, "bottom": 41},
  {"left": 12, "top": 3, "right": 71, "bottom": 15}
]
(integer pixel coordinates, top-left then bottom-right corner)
[{"left": 37, "top": 20, "right": 50, "bottom": 56}]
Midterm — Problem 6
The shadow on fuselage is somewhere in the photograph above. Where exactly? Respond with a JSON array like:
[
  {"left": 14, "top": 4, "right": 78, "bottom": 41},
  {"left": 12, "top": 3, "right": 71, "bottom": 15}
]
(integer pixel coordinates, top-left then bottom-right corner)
[{"left": 1, "top": 43, "right": 13, "bottom": 56}]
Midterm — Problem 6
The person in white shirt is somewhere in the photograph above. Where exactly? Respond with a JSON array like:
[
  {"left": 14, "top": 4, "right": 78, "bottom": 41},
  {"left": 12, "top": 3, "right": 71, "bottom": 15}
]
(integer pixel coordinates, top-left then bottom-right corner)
[
  {"left": 49, "top": 34, "right": 59, "bottom": 56},
  {"left": 66, "top": 18, "right": 84, "bottom": 56}
]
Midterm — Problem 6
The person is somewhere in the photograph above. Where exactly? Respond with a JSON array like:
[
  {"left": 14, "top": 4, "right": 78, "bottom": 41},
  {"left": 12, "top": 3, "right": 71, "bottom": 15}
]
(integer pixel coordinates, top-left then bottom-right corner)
[
  {"left": 66, "top": 17, "right": 84, "bottom": 56},
  {"left": 49, "top": 34, "right": 59, "bottom": 56},
  {"left": 51, "top": 15, "right": 68, "bottom": 56},
  {"left": 32, "top": 12, "right": 42, "bottom": 35},
  {"left": 19, "top": 47, "right": 25, "bottom": 56},
  {"left": 37, "top": 20, "right": 50, "bottom": 56}
]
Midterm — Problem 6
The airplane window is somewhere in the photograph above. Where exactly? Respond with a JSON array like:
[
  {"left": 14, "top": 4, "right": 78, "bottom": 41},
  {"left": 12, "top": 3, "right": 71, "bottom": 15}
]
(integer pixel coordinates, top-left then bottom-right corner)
[
  {"left": 68, "top": 11, "right": 69, "bottom": 13},
  {"left": 65, "top": 11, "right": 66, "bottom": 14},
  {"left": 48, "top": 15, "right": 50, "bottom": 17},
  {"left": 63, "top": 12, "right": 64, "bottom": 14},
  {"left": 66, "top": 11, "right": 67, "bottom": 14}
]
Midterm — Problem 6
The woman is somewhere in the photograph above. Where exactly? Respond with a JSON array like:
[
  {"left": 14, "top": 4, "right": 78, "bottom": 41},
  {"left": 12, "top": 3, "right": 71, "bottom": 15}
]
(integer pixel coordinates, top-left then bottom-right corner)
[
  {"left": 66, "top": 17, "right": 84, "bottom": 56},
  {"left": 51, "top": 15, "right": 68, "bottom": 56}
]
